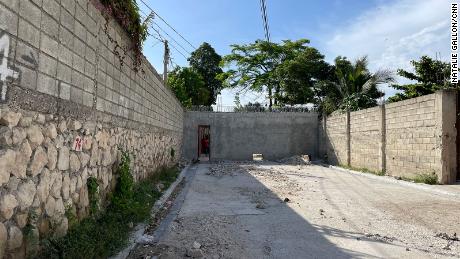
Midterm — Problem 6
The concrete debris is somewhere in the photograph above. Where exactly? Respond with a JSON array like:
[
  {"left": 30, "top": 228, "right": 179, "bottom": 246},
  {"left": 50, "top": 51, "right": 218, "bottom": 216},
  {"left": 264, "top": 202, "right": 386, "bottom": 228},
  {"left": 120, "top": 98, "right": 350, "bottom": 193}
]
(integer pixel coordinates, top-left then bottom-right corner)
[
  {"left": 277, "top": 155, "right": 311, "bottom": 165},
  {"left": 186, "top": 248, "right": 204, "bottom": 258},
  {"left": 364, "top": 233, "right": 396, "bottom": 243},
  {"left": 137, "top": 235, "right": 155, "bottom": 245},
  {"left": 193, "top": 241, "right": 201, "bottom": 249},
  {"left": 435, "top": 232, "right": 459, "bottom": 242}
]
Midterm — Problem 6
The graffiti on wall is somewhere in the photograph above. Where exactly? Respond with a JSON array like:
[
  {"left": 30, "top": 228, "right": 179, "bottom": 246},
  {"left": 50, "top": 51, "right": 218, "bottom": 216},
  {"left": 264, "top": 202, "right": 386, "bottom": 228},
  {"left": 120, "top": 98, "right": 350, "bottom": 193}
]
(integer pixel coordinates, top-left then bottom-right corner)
[{"left": 0, "top": 32, "right": 19, "bottom": 102}]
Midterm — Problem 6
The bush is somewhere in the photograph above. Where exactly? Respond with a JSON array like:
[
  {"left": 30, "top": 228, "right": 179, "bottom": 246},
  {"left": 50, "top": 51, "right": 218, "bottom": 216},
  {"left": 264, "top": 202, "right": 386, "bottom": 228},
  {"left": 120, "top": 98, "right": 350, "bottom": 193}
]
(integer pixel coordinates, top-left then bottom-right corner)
[
  {"left": 36, "top": 151, "right": 180, "bottom": 259},
  {"left": 413, "top": 172, "right": 438, "bottom": 185}
]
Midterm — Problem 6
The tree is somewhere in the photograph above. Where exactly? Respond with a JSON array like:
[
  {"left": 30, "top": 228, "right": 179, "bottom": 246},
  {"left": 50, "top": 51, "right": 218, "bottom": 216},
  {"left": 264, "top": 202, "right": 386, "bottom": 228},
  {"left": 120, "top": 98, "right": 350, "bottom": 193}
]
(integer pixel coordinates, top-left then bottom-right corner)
[
  {"left": 388, "top": 56, "right": 452, "bottom": 103},
  {"left": 167, "top": 67, "right": 210, "bottom": 107},
  {"left": 221, "top": 39, "right": 314, "bottom": 107},
  {"left": 274, "top": 47, "right": 333, "bottom": 105},
  {"left": 188, "top": 43, "right": 224, "bottom": 105},
  {"left": 315, "top": 56, "right": 393, "bottom": 113}
]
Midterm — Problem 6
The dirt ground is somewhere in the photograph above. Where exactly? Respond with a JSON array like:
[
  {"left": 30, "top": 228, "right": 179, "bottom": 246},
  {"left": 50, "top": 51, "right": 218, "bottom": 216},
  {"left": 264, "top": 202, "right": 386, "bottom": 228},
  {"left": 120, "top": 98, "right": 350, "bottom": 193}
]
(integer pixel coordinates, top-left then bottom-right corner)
[{"left": 128, "top": 161, "right": 460, "bottom": 259}]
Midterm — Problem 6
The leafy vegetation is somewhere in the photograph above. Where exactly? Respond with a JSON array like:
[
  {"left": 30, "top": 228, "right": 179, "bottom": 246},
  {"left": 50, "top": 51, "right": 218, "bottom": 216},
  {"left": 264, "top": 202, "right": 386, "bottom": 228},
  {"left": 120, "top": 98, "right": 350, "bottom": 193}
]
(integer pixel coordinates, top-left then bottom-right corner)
[
  {"left": 412, "top": 172, "right": 438, "bottom": 185},
  {"left": 36, "top": 151, "right": 180, "bottom": 259},
  {"left": 99, "top": 0, "right": 150, "bottom": 71},
  {"left": 188, "top": 43, "right": 225, "bottom": 105},
  {"left": 388, "top": 56, "right": 453, "bottom": 103},
  {"left": 316, "top": 56, "right": 393, "bottom": 113},
  {"left": 220, "top": 39, "right": 331, "bottom": 107},
  {"left": 168, "top": 42, "right": 224, "bottom": 107},
  {"left": 219, "top": 39, "right": 392, "bottom": 112},
  {"left": 168, "top": 67, "right": 210, "bottom": 107}
]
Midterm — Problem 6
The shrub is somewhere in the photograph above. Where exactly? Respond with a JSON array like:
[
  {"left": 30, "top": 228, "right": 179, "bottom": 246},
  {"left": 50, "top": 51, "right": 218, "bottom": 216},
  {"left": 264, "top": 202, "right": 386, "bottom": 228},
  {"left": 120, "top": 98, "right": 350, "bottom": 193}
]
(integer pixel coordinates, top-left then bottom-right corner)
[
  {"left": 413, "top": 172, "right": 438, "bottom": 185},
  {"left": 36, "top": 151, "right": 180, "bottom": 259}
]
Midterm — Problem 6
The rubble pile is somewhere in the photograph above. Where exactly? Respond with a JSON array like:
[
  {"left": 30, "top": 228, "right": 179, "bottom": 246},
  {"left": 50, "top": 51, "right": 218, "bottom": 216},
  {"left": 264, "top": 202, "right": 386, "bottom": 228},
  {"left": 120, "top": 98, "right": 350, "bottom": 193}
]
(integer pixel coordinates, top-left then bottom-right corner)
[
  {"left": 207, "top": 163, "right": 245, "bottom": 177},
  {"left": 277, "top": 155, "right": 311, "bottom": 165}
]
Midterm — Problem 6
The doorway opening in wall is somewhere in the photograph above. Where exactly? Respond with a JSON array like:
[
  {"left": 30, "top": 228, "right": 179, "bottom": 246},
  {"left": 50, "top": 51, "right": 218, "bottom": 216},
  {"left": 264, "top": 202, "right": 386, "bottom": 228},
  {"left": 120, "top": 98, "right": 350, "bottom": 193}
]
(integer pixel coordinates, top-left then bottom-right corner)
[{"left": 198, "top": 125, "right": 210, "bottom": 162}]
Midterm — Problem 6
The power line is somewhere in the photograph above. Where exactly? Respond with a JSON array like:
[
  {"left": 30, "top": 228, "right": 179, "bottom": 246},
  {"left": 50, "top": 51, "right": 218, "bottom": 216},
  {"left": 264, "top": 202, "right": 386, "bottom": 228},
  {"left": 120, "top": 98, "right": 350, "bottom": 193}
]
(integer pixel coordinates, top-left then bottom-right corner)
[
  {"left": 140, "top": 9, "right": 192, "bottom": 55},
  {"left": 259, "top": 0, "right": 271, "bottom": 42},
  {"left": 139, "top": 10, "right": 191, "bottom": 60},
  {"left": 152, "top": 21, "right": 192, "bottom": 55},
  {"left": 168, "top": 41, "right": 189, "bottom": 60},
  {"left": 138, "top": 0, "right": 196, "bottom": 49}
]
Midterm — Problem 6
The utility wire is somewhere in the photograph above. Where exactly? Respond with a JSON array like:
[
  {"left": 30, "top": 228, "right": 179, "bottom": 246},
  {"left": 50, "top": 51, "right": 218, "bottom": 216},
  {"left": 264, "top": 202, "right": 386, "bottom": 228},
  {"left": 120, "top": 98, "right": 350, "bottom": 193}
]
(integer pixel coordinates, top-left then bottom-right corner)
[
  {"left": 259, "top": 0, "right": 271, "bottom": 42},
  {"left": 140, "top": 9, "right": 191, "bottom": 59},
  {"left": 138, "top": 0, "right": 197, "bottom": 49},
  {"left": 148, "top": 27, "right": 188, "bottom": 60},
  {"left": 152, "top": 21, "right": 192, "bottom": 55}
]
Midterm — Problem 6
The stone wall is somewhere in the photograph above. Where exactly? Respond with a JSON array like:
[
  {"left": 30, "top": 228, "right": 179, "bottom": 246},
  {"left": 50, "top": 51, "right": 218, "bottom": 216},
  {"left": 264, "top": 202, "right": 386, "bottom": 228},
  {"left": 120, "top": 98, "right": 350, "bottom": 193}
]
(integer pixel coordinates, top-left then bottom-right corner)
[
  {"left": 320, "top": 90, "right": 457, "bottom": 184},
  {"left": 0, "top": 0, "right": 183, "bottom": 257},
  {"left": 183, "top": 112, "right": 319, "bottom": 161}
]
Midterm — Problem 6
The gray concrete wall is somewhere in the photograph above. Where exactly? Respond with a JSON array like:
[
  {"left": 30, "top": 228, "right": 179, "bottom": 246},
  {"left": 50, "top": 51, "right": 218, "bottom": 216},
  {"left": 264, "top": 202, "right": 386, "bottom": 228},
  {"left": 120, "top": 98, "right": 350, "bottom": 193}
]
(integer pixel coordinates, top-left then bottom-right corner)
[{"left": 183, "top": 112, "right": 319, "bottom": 161}]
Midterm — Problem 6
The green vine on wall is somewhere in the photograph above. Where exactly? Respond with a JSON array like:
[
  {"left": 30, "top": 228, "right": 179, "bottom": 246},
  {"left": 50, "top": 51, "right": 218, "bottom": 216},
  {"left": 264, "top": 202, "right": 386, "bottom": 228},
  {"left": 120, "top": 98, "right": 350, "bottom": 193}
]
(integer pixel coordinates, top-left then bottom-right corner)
[{"left": 98, "top": 0, "right": 150, "bottom": 72}]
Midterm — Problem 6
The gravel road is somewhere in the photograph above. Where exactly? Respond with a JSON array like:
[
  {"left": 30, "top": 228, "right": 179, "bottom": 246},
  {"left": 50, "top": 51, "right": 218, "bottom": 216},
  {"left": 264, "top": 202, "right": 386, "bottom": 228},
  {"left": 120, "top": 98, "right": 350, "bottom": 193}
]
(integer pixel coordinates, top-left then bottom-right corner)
[{"left": 129, "top": 161, "right": 460, "bottom": 258}]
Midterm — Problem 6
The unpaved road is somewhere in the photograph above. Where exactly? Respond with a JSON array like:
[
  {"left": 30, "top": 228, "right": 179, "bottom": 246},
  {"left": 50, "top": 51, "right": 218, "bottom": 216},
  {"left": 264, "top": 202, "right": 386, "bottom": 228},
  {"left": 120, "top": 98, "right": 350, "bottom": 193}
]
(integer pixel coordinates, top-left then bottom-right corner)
[{"left": 129, "top": 162, "right": 460, "bottom": 258}]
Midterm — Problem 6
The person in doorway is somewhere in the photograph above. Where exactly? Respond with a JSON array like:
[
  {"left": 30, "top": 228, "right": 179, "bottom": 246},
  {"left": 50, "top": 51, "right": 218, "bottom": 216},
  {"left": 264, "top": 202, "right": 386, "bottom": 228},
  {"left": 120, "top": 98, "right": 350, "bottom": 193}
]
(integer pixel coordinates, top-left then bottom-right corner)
[{"left": 202, "top": 135, "right": 210, "bottom": 156}]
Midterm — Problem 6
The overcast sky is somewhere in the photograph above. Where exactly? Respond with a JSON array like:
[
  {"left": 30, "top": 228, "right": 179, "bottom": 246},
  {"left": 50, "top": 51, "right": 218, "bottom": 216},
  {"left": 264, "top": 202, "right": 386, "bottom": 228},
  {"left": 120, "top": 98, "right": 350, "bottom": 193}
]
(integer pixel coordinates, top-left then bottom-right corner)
[{"left": 139, "top": 0, "right": 450, "bottom": 106}]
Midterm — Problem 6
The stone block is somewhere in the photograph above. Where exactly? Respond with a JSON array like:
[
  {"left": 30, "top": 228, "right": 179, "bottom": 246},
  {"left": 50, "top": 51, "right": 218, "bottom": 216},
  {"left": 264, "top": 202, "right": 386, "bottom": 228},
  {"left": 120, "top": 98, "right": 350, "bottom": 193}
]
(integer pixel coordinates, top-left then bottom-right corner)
[
  {"left": 15, "top": 64, "right": 37, "bottom": 90},
  {"left": 43, "top": 0, "right": 59, "bottom": 20},
  {"left": 7, "top": 225, "right": 22, "bottom": 250},
  {"left": 19, "top": 0, "right": 41, "bottom": 25},
  {"left": 59, "top": 25, "right": 73, "bottom": 49},
  {"left": 61, "top": 0, "right": 75, "bottom": 15},
  {"left": 57, "top": 62, "right": 71, "bottom": 83},
  {"left": 38, "top": 52, "right": 57, "bottom": 76},
  {"left": 40, "top": 32, "right": 59, "bottom": 58},
  {"left": 17, "top": 180, "right": 36, "bottom": 210},
  {"left": 60, "top": 7, "right": 74, "bottom": 31},
  {"left": 0, "top": 4, "right": 18, "bottom": 35},
  {"left": 57, "top": 146, "right": 69, "bottom": 171},
  {"left": 59, "top": 82, "right": 71, "bottom": 100},
  {"left": 58, "top": 45, "right": 73, "bottom": 67},
  {"left": 74, "top": 20, "right": 86, "bottom": 42},
  {"left": 0, "top": 194, "right": 18, "bottom": 220},
  {"left": 70, "top": 86, "right": 83, "bottom": 105},
  {"left": 18, "top": 18, "right": 39, "bottom": 48},
  {"left": 37, "top": 73, "right": 58, "bottom": 97}
]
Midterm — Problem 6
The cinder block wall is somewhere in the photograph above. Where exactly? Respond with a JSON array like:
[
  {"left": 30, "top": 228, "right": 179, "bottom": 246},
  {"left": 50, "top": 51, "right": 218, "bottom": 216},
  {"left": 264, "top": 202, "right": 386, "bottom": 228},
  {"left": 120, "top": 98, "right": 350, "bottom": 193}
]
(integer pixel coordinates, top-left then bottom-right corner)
[
  {"left": 350, "top": 107, "right": 383, "bottom": 173},
  {"left": 0, "top": 0, "right": 183, "bottom": 257},
  {"left": 323, "top": 113, "right": 348, "bottom": 165},
  {"left": 320, "top": 90, "right": 457, "bottom": 184},
  {"left": 183, "top": 112, "right": 319, "bottom": 161}
]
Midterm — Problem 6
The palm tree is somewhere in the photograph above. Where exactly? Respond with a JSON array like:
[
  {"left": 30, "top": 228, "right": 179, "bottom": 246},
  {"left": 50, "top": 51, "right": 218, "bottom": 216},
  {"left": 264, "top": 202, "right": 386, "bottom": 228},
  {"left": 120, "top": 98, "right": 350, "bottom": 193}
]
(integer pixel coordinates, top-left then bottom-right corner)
[{"left": 332, "top": 56, "right": 394, "bottom": 111}]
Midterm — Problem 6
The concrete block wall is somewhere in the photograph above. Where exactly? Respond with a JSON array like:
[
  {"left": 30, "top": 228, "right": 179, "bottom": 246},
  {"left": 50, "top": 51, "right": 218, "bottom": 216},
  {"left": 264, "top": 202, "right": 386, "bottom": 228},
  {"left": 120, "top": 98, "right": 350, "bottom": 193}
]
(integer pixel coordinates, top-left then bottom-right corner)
[
  {"left": 385, "top": 94, "right": 439, "bottom": 178},
  {"left": 323, "top": 113, "right": 348, "bottom": 165},
  {"left": 350, "top": 107, "right": 382, "bottom": 172},
  {"left": 320, "top": 90, "right": 457, "bottom": 184},
  {"left": 183, "top": 112, "right": 319, "bottom": 161},
  {"left": 0, "top": 0, "right": 183, "bottom": 257}
]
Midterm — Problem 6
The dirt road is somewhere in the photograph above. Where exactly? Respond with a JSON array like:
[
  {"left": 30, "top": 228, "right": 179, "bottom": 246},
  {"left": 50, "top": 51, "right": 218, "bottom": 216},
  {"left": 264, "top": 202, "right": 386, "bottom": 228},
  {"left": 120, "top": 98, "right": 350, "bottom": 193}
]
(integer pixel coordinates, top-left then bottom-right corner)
[{"left": 129, "top": 162, "right": 460, "bottom": 258}]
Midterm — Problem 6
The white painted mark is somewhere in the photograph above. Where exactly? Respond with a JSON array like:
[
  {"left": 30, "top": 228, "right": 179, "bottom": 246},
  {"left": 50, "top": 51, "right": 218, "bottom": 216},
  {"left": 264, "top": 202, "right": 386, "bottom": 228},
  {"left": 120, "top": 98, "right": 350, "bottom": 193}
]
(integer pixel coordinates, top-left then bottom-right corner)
[{"left": 0, "top": 33, "right": 19, "bottom": 101}]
